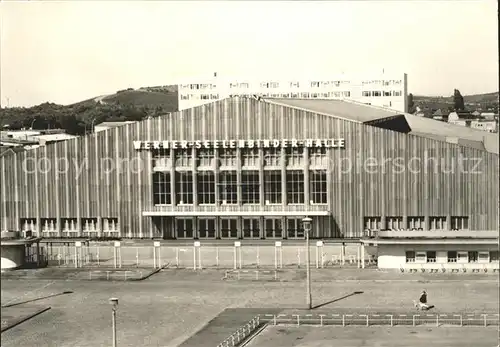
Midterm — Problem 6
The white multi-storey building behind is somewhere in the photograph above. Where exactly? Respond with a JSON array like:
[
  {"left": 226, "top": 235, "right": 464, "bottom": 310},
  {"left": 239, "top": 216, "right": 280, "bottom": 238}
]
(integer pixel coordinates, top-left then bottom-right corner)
[{"left": 178, "top": 72, "right": 409, "bottom": 112}]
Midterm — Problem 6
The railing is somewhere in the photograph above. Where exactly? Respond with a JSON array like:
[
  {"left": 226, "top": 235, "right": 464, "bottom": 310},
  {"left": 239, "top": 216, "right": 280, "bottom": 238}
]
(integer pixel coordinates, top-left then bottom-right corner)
[
  {"left": 33, "top": 243, "right": 377, "bottom": 270},
  {"left": 260, "top": 313, "right": 500, "bottom": 327},
  {"left": 217, "top": 316, "right": 261, "bottom": 347}
]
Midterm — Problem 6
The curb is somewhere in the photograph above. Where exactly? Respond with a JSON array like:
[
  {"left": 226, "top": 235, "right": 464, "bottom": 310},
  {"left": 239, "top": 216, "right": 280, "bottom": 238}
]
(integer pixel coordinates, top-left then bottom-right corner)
[{"left": 1, "top": 307, "right": 51, "bottom": 333}]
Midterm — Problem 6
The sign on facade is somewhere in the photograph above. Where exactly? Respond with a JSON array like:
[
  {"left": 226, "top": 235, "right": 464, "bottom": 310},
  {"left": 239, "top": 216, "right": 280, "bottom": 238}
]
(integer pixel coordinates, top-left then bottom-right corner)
[
  {"left": 275, "top": 241, "right": 282, "bottom": 247},
  {"left": 153, "top": 241, "right": 161, "bottom": 247},
  {"left": 234, "top": 241, "right": 241, "bottom": 247},
  {"left": 75, "top": 241, "right": 82, "bottom": 247},
  {"left": 133, "top": 138, "right": 345, "bottom": 150},
  {"left": 194, "top": 241, "right": 201, "bottom": 247},
  {"left": 316, "top": 241, "right": 324, "bottom": 247},
  {"left": 114, "top": 241, "right": 121, "bottom": 248}
]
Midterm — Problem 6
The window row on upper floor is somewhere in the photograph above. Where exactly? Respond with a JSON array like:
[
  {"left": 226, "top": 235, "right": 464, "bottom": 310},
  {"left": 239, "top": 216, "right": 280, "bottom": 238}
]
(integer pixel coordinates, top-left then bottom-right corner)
[{"left": 152, "top": 147, "right": 329, "bottom": 169}]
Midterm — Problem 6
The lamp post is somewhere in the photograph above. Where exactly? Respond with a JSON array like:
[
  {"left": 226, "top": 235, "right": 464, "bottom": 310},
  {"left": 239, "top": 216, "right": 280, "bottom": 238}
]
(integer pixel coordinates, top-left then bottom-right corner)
[
  {"left": 302, "top": 217, "right": 313, "bottom": 309},
  {"left": 109, "top": 298, "right": 118, "bottom": 347}
]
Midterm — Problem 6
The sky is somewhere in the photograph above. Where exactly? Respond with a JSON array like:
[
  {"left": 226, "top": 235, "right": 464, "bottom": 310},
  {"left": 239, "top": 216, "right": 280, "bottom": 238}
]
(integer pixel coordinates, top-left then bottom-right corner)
[{"left": 0, "top": 0, "right": 498, "bottom": 107}]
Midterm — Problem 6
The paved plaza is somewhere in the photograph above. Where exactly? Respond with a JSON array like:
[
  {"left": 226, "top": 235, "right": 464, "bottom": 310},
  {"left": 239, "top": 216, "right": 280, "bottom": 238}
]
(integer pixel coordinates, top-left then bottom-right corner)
[{"left": 1, "top": 269, "right": 498, "bottom": 347}]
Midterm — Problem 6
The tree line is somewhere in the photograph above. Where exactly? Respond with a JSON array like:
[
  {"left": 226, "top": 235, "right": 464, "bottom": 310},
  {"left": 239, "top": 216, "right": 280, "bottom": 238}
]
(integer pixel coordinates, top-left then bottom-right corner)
[{"left": 0, "top": 101, "right": 170, "bottom": 135}]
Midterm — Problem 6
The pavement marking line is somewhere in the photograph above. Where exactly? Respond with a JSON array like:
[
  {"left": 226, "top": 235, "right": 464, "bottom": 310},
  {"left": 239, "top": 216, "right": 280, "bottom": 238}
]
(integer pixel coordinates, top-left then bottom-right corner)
[{"left": 1, "top": 281, "right": 55, "bottom": 307}]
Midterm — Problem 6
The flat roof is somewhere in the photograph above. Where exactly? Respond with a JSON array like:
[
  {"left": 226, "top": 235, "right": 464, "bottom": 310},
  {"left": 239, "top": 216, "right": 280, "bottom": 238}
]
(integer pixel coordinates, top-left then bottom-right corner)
[
  {"left": 265, "top": 98, "right": 499, "bottom": 155},
  {"left": 361, "top": 238, "right": 498, "bottom": 245}
]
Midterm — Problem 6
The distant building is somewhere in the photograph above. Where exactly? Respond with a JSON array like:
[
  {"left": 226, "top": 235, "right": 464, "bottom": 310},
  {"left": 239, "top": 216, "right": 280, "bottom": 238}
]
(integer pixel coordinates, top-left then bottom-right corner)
[
  {"left": 0, "top": 129, "right": 77, "bottom": 149},
  {"left": 470, "top": 119, "right": 498, "bottom": 133},
  {"left": 448, "top": 111, "right": 498, "bottom": 133},
  {"left": 94, "top": 121, "right": 137, "bottom": 133},
  {"left": 178, "top": 72, "right": 409, "bottom": 113},
  {"left": 432, "top": 109, "right": 449, "bottom": 121}
]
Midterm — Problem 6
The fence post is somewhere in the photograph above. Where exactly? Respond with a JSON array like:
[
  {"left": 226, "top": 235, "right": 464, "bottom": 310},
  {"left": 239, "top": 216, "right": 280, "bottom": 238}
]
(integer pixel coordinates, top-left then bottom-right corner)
[
  {"left": 319, "top": 314, "right": 324, "bottom": 326},
  {"left": 136, "top": 247, "right": 139, "bottom": 267},
  {"left": 273, "top": 315, "right": 277, "bottom": 325},
  {"left": 365, "top": 315, "right": 369, "bottom": 327},
  {"left": 106, "top": 271, "right": 110, "bottom": 281},
  {"left": 483, "top": 314, "right": 487, "bottom": 327},
  {"left": 239, "top": 246, "right": 242, "bottom": 269},
  {"left": 96, "top": 246, "right": 100, "bottom": 267},
  {"left": 460, "top": 314, "right": 463, "bottom": 327},
  {"left": 389, "top": 315, "right": 393, "bottom": 327},
  {"left": 256, "top": 246, "right": 260, "bottom": 268},
  {"left": 436, "top": 315, "right": 439, "bottom": 327},
  {"left": 124, "top": 271, "right": 128, "bottom": 281},
  {"left": 342, "top": 315, "right": 345, "bottom": 327},
  {"left": 176, "top": 247, "right": 179, "bottom": 268},
  {"left": 296, "top": 315, "right": 300, "bottom": 326},
  {"left": 412, "top": 315, "right": 417, "bottom": 326},
  {"left": 193, "top": 244, "right": 197, "bottom": 270},
  {"left": 216, "top": 247, "right": 219, "bottom": 268},
  {"left": 153, "top": 246, "right": 157, "bottom": 269},
  {"left": 297, "top": 247, "right": 301, "bottom": 268}
]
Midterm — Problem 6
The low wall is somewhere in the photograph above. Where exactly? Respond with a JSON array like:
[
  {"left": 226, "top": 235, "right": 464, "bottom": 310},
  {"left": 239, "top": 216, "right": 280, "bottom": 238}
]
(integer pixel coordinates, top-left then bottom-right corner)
[{"left": 1, "top": 245, "right": 25, "bottom": 271}]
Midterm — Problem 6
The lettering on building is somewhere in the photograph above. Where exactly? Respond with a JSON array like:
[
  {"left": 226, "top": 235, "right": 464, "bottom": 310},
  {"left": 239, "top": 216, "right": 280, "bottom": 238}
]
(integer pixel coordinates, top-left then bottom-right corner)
[{"left": 133, "top": 139, "right": 346, "bottom": 150}]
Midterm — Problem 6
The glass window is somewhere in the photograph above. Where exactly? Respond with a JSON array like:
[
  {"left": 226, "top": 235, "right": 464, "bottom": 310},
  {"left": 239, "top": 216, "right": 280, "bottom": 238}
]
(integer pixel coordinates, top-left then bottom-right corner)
[
  {"left": 286, "top": 147, "right": 304, "bottom": 167},
  {"left": 241, "top": 148, "right": 259, "bottom": 167},
  {"left": 468, "top": 251, "right": 479, "bottom": 263},
  {"left": 405, "top": 251, "right": 415, "bottom": 263},
  {"left": 198, "top": 218, "right": 216, "bottom": 238},
  {"left": 220, "top": 149, "right": 237, "bottom": 167},
  {"left": 175, "top": 148, "right": 192, "bottom": 168},
  {"left": 153, "top": 172, "right": 172, "bottom": 205},
  {"left": 407, "top": 216, "right": 425, "bottom": 230},
  {"left": 310, "top": 170, "right": 327, "bottom": 204},
  {"left": 197, "top": 148, "right": 214, "bottom": 167},
  {"left": 426, "top": 251, "right": 436, "bottom": 263},
  {"left": 219, "top": 171, "right": 237, "bottom": 204},
  {"left": 264, "top": 171, "right": 282, "bottom": 204},
  {"left": 175, "top": 172, "right": 194, "bottom": 204},
  {"left": 264, "top": 148, "right": 281, "bottom": 166},
  {"left": 386, "top": 216, "right": 403, "bottom": 230},
  {"left": 197, "top": 172, "right": 215, "bottom": 204},
  {"left": 429, "top": 216, "right": 447, "bottom": 230},
  {"left": 242, "top": 171, "right": 260, "bottom": 204},
  {"left": 447, "top": 251, "right": 457, "bottom": 263},
  {"left": 286, "top": 170, "right": 305, "bottom": 204},
  {"left": 176, "top": 218, "right": 193, "bottom": 238}
]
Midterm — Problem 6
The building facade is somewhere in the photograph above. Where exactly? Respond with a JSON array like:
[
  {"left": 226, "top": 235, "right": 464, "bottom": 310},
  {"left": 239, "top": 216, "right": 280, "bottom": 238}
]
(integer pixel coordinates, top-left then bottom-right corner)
[
  {"left": 178, "top": 73, "right": 408, "bottom": 113},
  {"left": 362, "top": 230, "right": 499, "bottom": 271},
  {"left": 0, "top": 97, "right": 498, "bottom": 240}
]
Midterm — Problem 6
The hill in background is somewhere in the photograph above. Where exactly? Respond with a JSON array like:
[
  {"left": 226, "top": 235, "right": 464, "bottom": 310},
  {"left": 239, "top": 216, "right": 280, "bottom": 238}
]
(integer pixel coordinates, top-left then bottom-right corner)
[
  {"left": 1, "top": 85, "right": 178, "bottom": 135},
  {"left": 1, "top": 87, "right": 497, "bottom": 135}
]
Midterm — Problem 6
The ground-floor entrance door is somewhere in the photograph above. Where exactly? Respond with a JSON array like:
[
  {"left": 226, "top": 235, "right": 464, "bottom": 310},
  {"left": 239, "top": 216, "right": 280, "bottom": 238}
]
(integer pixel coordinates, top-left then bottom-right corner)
[
  {"left": 286, "top": 218, "right": 305, "bottom": 239},
  {"left": 242, "top": 218, "right": 260, "bottom": 239},
  {"left": 198, "top": 218, "right": 216, "bottom": 239},
  {"left": 220, "top": 218, "right": 238, "bottom": 238},
  {"left": 176, "top": 218, "right": 194, "bottom": 239},
  {"left": 265, "top": 218, "right": 283, "bottom": 239}
]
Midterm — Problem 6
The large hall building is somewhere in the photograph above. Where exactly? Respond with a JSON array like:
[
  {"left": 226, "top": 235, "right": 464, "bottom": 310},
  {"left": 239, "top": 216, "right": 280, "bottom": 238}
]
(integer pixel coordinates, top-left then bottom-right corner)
[{"left": 0, "top": 96, "right": 498, "bottom": 240}]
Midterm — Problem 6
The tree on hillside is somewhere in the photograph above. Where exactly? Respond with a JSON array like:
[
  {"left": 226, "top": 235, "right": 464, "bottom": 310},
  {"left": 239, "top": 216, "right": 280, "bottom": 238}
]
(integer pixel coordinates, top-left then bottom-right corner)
[
  {"left": 453, "top": 89, "right": 465, "bottom": 111},
  {"left": 407, "top": 93, "right": 415, "bottom": 113}
]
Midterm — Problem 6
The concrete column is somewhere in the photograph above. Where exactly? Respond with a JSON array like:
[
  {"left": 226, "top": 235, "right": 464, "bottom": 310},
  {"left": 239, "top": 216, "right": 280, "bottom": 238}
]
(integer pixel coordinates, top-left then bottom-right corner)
[
  {"left": 281, "top": 148, "right": 287, "bottom": 207},
  {"left": 236, "top": 148, "right": 243, "bottom": 206},
  {"left": 192, "top": 149, "right": 198, "bottom": 207},
  {"left": 259, "top": 148, "right": 265, "bottom": 207},
  {"left": 170, "top": 148, "right": 176, "bottom": 206},
  {"left": 304, "top": 148, "right": 310, "bottom": 207},
  {"left": 193, "top": 217, "right": 198, "bottom": 239},
  {"left": 214, "top": 149, "right": 220, "bottom": 211}
]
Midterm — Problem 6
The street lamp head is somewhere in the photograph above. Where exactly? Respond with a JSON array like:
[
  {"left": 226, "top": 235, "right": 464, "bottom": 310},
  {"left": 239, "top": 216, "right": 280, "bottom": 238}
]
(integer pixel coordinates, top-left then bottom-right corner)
[
  {"left": 109, "top": 298, "right": 119, "bottom": 307},
  {"left": 302, "top": 217, "right": 313, "bottom": 229}
]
